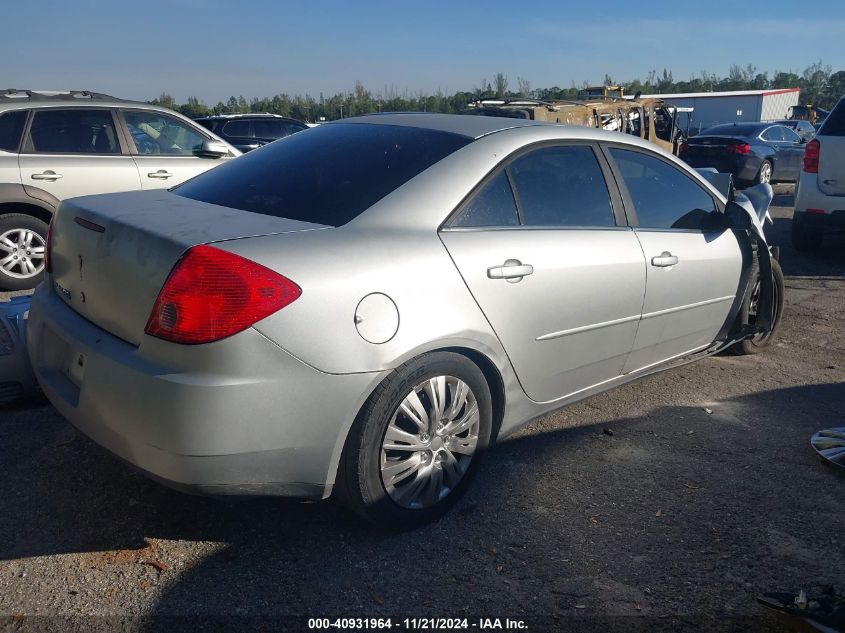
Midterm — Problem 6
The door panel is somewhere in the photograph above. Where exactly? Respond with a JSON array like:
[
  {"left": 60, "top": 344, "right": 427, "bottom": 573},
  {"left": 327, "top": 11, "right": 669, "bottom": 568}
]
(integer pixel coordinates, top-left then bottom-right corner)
[
  {"left": 130, "top": 155, "right": 224, "bottom": 190},
  {"left": 441, "top": 229, "right": 646, "bottom": 402},
  {"left": 622, "top": 229, "right": 742, "bottom": 372},
  {"left": 121, "top": 109, "right": 231, "bottom": 189},
  {"left": 19, "top": 108, "right": 140, "bottom": 200},
  {"left": 607, "top": 146, "right": 744, "bottom": 372},
  {"left": 19, "top": 155, "right": 141, "bottom": 200}
]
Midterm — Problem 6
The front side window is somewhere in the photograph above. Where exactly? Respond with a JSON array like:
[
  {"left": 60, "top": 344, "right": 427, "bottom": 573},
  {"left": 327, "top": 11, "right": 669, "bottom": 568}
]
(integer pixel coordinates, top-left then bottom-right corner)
[
  {"left": 508, "top": 145, "right": 616, "bottom": 227},
  {"left": 452, "top": 170, "right": 519, "bottom": 227},
  {"left": 609, "top": 148, "right": 717, "bottom": 230},
  {"left": 175, "top": 123, "right": 471, "bottom": 227},
  {"left": 0, "top": 110, "right": 27, "bottom": 152},
  {"left": 123, "top": 110, "right": 207, "bottom": 155},
  {"left": 28, "top": 109, "right": 119, "bottom": 154}
]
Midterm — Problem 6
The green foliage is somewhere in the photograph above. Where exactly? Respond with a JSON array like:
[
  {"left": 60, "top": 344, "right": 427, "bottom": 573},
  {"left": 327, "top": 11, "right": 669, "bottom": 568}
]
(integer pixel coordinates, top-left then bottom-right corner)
[{"left": 149, "top": 62, "right": 845, "bottom": 122}]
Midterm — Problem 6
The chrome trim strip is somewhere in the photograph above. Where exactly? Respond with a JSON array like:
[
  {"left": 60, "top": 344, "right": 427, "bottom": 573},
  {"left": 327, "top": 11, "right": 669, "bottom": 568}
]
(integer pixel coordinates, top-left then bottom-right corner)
[
  {"left": 536, "top": 314, "right": 641, "bottom": 341},
  {"left": 641, "top": 295, "right": 735, "bottom": 320},
  {"left": 535, "top": 295, "right": 734, "bottom": 342}
]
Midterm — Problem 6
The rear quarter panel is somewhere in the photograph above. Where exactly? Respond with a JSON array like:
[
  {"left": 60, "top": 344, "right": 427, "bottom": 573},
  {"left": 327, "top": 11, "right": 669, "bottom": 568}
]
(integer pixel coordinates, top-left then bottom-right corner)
[{"left": 217, "top": 227, "right": 509, "bottom": 376}]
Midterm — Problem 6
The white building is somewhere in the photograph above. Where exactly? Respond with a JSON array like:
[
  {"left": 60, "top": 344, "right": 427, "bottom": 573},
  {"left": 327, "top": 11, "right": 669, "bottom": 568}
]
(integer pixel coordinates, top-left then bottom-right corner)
[{"left": 628, "top": 88, "right": 801, "bottom": 134}]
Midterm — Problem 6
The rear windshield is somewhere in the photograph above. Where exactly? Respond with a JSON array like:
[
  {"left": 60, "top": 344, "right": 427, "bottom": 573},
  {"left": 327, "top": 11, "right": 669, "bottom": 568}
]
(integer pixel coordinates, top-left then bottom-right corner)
[
  {"left": 819, "top": 99, "right": 845, "bottom": 137},
  {"left": 174, "top": 123, "right": 471, "bottom": 226}
]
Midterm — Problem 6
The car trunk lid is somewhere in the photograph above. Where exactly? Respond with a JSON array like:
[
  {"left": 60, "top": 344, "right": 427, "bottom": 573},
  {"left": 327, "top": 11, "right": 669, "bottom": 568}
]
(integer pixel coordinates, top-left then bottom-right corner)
[
  {"left": 685, "top": 136, "right": 746, "bottom": 157},
  {"left": 49, "top": 190, "right": 326, "bottom": 346}
]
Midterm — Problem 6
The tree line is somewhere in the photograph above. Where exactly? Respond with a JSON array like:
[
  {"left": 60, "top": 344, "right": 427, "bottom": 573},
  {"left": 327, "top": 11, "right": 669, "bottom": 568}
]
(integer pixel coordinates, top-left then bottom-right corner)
[{"left": 151, "top": 62, "right": 845, "bottom": 123}]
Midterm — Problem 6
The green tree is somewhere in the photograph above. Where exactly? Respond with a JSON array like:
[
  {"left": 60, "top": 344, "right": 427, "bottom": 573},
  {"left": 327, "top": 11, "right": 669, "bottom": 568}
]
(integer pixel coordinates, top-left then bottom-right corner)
[
  {"left": 494, "top": 73, "right": 508, "bottom": 99},
  {"left": 179, "top": 96, "right": 210, "bottom": 119}
]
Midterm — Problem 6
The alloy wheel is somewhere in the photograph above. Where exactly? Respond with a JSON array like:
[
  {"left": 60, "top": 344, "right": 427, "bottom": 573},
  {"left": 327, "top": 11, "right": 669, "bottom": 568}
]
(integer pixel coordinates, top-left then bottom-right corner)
[
  {"left": 0, "top": 228, "right": 46, "bottom": 279},
  {"left": 759, "top": 162, "right": 772, "bottom": 184},
  {"left": 380, "top": 375, "right": 480, "bottom": 509}
]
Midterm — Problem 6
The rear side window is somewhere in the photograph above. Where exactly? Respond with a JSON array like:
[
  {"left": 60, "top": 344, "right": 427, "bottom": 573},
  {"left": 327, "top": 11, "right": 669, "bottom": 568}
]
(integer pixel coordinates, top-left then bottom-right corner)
[
  {"left": 252, "top": 119, "right": 307, "bottom": 139},
  {"left": 28, "top": 109, "right": 119, "bottom": 154},
  {"left": 819, "top": 99, "right": 845, "bottom": 137},
  {"left": 452, "top": 170, "right": 519, "bottom": 227},
  {"left": 222, "top": 120, "right": 251, "bottom": 137},
  {"left": 508, "top": 145, "right": 615, "bottom": 227},
  {"left": 0, "top": 110, "right": 27, "bottom": 152},
  {"left": 761, "top": 127, "right": 787, "bottom": 141},
  {"left": 609, "top": 148, "right": 717, "bottom": 230},
  {"left": 175, "top": 123, "right": 471, "bottom": 227}
]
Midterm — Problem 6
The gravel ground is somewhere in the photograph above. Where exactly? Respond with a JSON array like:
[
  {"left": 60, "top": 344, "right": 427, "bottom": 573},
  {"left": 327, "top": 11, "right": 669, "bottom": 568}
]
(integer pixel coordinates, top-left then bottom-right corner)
[{"left": 1, "top": 188, "right": 843, "bottom": 632}]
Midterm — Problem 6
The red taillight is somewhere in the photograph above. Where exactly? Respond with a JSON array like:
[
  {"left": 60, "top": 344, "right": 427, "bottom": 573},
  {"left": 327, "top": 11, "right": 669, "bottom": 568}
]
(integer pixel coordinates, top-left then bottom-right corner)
[
  {"left": 727, "top": 143, "right": 751, "bottom": 155},
  {"left": 44, "top": 221, "right": 54, "bottom": 274},
  {"left": 803, "top": 138, "right": 820, "bottom": 173},
  {"left": 144, "top": 245, "right": 301, "bottom": 345}
]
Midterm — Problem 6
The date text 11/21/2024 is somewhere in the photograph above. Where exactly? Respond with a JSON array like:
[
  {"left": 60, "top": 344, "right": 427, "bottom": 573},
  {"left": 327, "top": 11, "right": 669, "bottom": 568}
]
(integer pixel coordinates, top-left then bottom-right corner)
[{"left": 307, "top": 618, "right": 529, "bottom": 630}]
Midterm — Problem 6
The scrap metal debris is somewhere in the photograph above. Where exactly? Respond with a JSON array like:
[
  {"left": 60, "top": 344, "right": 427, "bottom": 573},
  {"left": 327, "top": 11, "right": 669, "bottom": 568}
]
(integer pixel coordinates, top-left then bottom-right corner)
[
  {"left": 0, "top": 296, "right": 37, "bottom": 406},
  {"left": 811, "top": 428, "right": 845, "bottom": 470},
  {"left": 758, "top": 586, "right": 845, "bottom": 632}
]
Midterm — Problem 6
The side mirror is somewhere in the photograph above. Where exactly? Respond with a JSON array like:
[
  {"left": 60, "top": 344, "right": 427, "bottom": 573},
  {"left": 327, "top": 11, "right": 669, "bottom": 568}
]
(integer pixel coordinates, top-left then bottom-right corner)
[
  {"left": 799, "top": 136, "right": 807, "bottom": 144},
  {"left": 724, "top": 201, "right": 753, "bottom": 230},
  {"left": 196, "top": 139, "right": 229, "bottom": 158}
]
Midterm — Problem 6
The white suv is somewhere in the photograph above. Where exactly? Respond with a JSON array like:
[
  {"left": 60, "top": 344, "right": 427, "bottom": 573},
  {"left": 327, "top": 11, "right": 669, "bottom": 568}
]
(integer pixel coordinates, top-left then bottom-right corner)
[
  {"left": 0, "top": 90, "right": 239, "bottom": 290},
  {"left": 793, "top": 96, "right": 845, "bottom": 252}
]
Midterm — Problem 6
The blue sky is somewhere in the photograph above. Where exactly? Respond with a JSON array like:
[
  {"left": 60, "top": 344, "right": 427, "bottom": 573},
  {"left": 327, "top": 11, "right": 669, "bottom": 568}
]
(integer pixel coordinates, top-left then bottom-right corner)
[{"left": 2, "top": 0, "right": 843, "bottom": 103}]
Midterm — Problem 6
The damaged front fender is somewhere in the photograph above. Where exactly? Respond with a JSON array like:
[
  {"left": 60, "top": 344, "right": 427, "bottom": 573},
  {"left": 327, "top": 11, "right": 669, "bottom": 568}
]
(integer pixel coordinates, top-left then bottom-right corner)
[{"left": 725, "top": 183, "right": 776, "bottom": 336}]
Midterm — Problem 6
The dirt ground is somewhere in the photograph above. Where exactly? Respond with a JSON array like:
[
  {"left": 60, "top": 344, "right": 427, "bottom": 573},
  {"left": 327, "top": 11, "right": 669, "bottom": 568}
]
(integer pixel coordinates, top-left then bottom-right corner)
[{"left": 1, "top": 186, "right": 843, "bottom": 633}]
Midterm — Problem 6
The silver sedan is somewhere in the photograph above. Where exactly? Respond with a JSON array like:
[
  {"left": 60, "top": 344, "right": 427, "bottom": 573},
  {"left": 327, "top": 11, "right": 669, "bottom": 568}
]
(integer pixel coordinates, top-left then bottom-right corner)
[{"left": 27, "top": 114, "right": 783, "bottom": 528}]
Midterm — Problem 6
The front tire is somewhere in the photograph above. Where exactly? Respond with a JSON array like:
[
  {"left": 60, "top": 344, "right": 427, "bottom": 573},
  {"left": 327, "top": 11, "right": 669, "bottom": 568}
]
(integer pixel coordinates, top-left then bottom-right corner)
[
  {"left": 730, "top": 258, "right": 784, "bottom": 355},
  {"left": 336, "top": 352, "right": 493, "bottom": 529},
  {"left": 0, "top": 213, "right": 49, "bottom": 291}
]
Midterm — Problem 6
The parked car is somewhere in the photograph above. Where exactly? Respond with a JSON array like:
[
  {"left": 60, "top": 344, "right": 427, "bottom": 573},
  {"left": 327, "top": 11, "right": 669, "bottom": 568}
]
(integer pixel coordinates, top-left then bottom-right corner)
[
  {"left": 195, "top": 114, "right": 308, "bottom": 153},
  {"left": 792, "top": 96, "right": 845, "bottom": 252},
  {"left": 28, "top": 114, "right": 782, "bottom": 528},
  {"left": 774, "top": 119, "right": 816, "bottom": 142},
  {"left": 680, "top": 122, "right": 806, "bottom": 186},
  {"left": 0, "top": 90, "right": 239, "bottom": 291}
]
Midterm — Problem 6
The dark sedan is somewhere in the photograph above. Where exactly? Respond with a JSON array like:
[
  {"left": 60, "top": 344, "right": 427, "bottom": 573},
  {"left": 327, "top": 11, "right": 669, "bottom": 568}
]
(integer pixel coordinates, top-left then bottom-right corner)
[
  {"left": 680, "top": 122, "right": 806, "bottom": 186},
  {"left": 195, "top": 114, "right": 308, "bottom": 152}
]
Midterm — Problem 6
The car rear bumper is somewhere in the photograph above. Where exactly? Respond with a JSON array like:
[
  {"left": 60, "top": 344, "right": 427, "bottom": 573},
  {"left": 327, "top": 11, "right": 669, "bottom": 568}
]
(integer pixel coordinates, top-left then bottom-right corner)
[
  {"left": 795, "top": 172, "right": 845, "bottom": 232},
  {"left": 793, "top": 209, "right": 845, "bottom": 232},
  {"left": 27, "top": 283, "right": 383, "bottom": 498},
  {"left": 682, "top": 155, "right": 760, "bottom": 181}
]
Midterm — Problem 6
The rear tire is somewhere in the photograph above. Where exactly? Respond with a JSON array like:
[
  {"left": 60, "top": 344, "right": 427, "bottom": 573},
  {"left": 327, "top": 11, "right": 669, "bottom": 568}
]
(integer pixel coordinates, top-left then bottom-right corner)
[
  {"left": 335, "top": 352, "right": 493, "bottom": 529},
  {"left": 791, "top": 216, "right": 823, "bottom": 253},
  {"left": 730, "top": 258, "right": 784, "bottom": 355},
  {"left": 0, "top": 213, "right": 49, "bottom": 291}
]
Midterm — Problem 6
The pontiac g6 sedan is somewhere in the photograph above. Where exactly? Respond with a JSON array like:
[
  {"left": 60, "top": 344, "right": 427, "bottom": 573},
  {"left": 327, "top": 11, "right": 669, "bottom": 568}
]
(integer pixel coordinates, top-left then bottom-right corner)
[{"left": 28, "top": 114, "right": 782, "bottom": 528}]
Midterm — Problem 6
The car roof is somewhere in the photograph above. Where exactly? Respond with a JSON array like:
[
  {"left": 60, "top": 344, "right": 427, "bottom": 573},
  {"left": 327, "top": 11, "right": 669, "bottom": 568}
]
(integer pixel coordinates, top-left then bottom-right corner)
[
  {"left": 699, "top": 122, "right": 774, "bottom": 136},
  {"left": 196, "top": 113, "right": 303, "bottom": 121},
  {"left": 329, "top": 112, "right": 546, "bottom": 139},
  {"left": 0, "top": 89, "right": 151, "bottom": 110}
]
